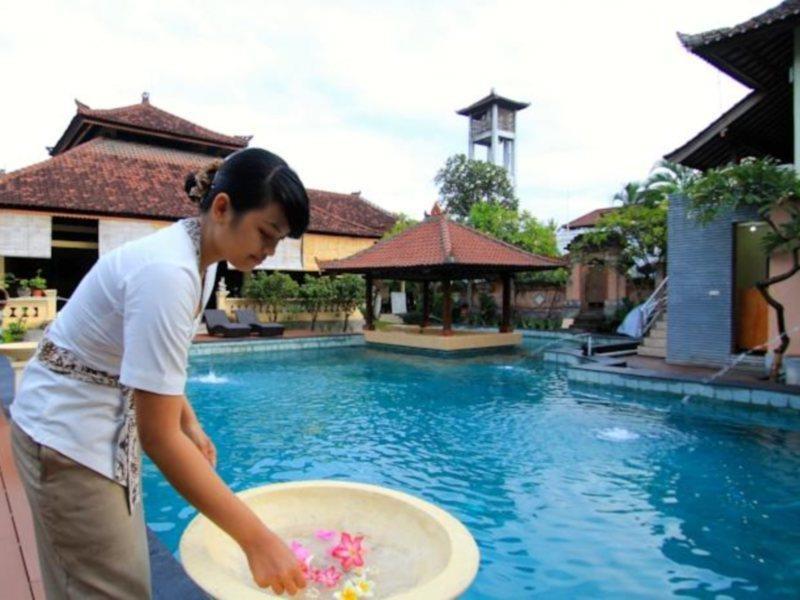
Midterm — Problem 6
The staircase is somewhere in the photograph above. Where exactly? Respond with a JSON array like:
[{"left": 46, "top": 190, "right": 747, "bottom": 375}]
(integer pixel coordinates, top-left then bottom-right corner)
[
  {"left": 637, "top": 312, "right": 667, "bottom": 358},
  {"left": 569, "top": 310, "right": 605, "bottom": 332}
]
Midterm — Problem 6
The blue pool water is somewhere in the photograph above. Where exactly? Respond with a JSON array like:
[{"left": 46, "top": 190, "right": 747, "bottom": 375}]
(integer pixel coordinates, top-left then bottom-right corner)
[{"left": 143, "top": 340, "right": 800, "bottom": 598}]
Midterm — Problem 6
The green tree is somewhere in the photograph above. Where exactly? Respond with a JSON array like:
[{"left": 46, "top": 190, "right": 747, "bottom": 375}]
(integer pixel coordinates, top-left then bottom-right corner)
[
  {"left": 242, "top": 272, "right": 300, "bottom": 321},
  {"left": 299, "top": 275, "right": 335, "bottom": 331},
  {"left": 687, "top": 157, "right": 800, "bottom": 380},
  {"left": 467, "top": 202, "right": 568, "bottom": 289},
  {"left": 467, "top": 202, "right": 559, "bottom": 256},
  {"left": 647, "top": 159, "right": 699, "bottom": 197},
  {"left": 571, "top": 203, "right": 668, "bottom": 280},
  {"left": 434, "top": 154, "right": 518, "bottom": 219},
  {"left": 613, "top": 181, "right": 648, "bottom": 206},
  {"left": 382, "top": 212, "right": 419, "bottom": 239},
  {"left": 332, "top": 274, "right": 365, "bottom": 332}
]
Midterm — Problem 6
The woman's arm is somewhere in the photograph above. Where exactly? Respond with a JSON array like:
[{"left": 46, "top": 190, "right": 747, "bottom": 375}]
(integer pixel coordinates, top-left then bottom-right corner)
[
  {"left": 179, "top": 395, "right": 216, "bottom": 468},
  {"left": 135, "top": 389, "right": 306, "bottom": 596}
]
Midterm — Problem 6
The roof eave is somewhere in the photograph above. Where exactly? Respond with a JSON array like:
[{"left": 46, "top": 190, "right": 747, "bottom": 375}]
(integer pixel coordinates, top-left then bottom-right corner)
[{"left": 664, "top": 90, "right": 767, "bottom": 166}]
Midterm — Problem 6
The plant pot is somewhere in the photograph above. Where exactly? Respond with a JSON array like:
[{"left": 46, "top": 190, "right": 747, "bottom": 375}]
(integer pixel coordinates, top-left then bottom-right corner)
[
  {"left": 32, "top": 289, "right": 44, "bottom": 297},
  {"left": 16, "top": 287, "right": 31, "bottom": 298}
]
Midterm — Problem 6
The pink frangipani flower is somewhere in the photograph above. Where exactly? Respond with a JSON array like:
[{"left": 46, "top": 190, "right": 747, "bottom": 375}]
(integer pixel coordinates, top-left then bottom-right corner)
[
  {"left": 313, "top": 565, "right": 343, "bottom": 588},
  {"left": 290, "top": 541, "right": 313, "bottom": 566},
  {"left": 330, "top": 532, "right": 365, "bottom": 572},
  {"left": 315, "top": 529, "right": 337, "bottom": 541}
]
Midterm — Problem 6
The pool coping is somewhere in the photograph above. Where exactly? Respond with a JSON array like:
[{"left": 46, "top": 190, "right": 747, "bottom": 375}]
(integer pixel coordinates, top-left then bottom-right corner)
[
  {"left": 543, "top": 348, "right": 800, "bottom": 411},
  {"left": 189, "top": 333, "right": 365, "bottom": 357}
]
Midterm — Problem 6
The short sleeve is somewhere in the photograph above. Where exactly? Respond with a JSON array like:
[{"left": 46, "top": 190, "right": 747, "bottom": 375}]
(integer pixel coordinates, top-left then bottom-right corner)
[{"left": 119, "top": 262, "right": 199, "bottom": 395}]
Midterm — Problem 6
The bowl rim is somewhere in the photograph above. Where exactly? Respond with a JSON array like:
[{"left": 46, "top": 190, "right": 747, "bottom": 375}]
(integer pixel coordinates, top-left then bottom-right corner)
[{"left": 179, "top": 479, "right": 480, "bottom": 599}]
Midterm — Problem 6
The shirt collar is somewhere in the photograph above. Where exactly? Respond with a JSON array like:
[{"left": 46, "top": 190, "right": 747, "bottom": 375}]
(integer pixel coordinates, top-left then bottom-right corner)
[{"left": 180, "top": 217, "right": 202, "bottom": 269}]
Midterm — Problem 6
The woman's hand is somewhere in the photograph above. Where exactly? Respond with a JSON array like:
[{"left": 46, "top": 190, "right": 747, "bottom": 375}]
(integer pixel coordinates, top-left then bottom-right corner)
[
  {"left": 182, "top": 421, "right": 217, "bottom": 468},
  {"left": 243, "top": 529, "right": 307, "bottom": 596}
]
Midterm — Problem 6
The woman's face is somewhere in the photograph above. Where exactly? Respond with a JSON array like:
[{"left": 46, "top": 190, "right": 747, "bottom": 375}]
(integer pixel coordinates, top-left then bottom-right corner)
[{"left": 210, "top": 194, "right": 291, "bottom": 271}]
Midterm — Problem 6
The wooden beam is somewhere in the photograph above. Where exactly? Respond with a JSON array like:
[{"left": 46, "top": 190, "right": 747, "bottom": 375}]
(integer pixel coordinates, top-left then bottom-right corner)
[
  {"left": 500, "top": 273, "right": 512, "bottom": 333},
  {"left": 422, "top": 281, "right": 431, "bottom": 328},
  {"left": 51, "top": 240, "right": 99, "bottom": 250},
  {"left": 442, "top": 279, "right": 453, "bottom": 336},
  {"left": 365, "top": 274, "right": 375, "bottom": 331}
]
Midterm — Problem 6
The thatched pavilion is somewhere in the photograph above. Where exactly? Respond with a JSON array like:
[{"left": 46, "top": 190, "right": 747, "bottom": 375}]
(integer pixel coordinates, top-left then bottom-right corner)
[{"left": 321, "top": 204, "right": 564, "bottom": 353}]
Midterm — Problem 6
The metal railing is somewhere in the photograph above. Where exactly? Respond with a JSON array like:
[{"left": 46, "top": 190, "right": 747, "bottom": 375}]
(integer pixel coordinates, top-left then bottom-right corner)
[{"left": 641, "top": 276, "right": 668, "bottom": 338}]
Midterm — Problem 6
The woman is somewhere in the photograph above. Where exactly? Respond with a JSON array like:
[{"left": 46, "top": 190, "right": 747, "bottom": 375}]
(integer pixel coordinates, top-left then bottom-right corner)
[{"left": 10, "top": 147, "right": 310, "bottom": 598}]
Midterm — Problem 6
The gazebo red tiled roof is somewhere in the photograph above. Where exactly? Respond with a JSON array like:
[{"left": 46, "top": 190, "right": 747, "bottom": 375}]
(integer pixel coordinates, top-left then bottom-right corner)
[{"left": 320, "top": 205, "right": 564, "bottom": 280}]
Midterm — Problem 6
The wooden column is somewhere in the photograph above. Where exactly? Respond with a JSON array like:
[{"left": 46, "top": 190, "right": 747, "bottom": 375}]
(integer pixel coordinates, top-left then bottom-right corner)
[
  {"left": 442, "top": 279, "right": 453, "bottom": 336},
  {"left": 365, "top": 274, "right": 375, "bottom": 331},
  {"left": 500, "top": 273, "right": 512, "bottom": 333},
  {"left": 421, "top": 281, "right": 431, "bottom": 328}
]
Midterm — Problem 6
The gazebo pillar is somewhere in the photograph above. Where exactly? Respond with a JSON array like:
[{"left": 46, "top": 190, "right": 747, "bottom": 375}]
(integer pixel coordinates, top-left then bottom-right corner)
[
  {"left": 365, "top": 274, "right": 375, "bottom": 331},
  {"left": 421, "top": 281, "right": 431, "bottom": 328},
  {"left": 499, "top": 273, "right": 512, "bottom": 333},
  {"left": 442, "top": 279, "right": 453, "bottom": 336}
]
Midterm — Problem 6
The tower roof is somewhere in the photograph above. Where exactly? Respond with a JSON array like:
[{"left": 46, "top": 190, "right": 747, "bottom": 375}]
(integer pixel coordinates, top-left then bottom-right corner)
[{"left": 456, "top": 90, "right": 530, "bottom": 116}]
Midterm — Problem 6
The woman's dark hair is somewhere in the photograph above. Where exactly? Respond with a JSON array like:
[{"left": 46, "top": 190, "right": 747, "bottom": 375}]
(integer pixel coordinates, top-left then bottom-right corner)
[{"left": 184, "top": 148, "right": 310, "bottom": 239}]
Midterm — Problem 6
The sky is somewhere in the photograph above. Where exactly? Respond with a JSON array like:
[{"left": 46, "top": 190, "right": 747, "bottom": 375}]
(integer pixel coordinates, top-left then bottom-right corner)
[{"left": 0, "top": 0, "right": 780, "bottom": 227}]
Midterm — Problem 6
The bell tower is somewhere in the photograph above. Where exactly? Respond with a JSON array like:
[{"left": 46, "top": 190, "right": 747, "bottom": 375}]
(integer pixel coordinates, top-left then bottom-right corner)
[{"left": 457, "top": 89, "right": 529, "bottom": 187}]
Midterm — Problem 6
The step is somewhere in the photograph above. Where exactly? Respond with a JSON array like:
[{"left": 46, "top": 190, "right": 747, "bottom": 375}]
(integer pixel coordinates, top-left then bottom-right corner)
[
  {"left": 649, "top": 328, "right": 667, "bottom": 340},
  {"left": 637, "top": 345, "right": 667, "bottom": 358},
  {"left": 642, "top": 336, "right": 666, "bottom": 350}
]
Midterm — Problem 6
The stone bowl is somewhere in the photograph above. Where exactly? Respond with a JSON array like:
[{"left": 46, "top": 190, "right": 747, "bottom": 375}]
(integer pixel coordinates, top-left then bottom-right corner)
[{"left": 180, "top": 480, "right": 480, "bottom": 599}]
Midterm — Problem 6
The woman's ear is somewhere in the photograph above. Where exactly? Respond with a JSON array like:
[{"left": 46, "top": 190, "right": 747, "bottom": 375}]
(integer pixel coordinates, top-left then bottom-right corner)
[{"left": 210, "top": 193, "right": 232, "bottom": 223}]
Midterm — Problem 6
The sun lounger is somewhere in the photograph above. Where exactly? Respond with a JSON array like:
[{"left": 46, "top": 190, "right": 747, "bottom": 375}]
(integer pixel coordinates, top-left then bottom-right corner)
[
  {"left": 203, "top": 309, "right": 251, "bottom": 338},
  {"left": 0, "top": 355, "right": 15, "bottom": 418},
  {"left": 235, "top": 309, "right": 284, "bottom": 337}
]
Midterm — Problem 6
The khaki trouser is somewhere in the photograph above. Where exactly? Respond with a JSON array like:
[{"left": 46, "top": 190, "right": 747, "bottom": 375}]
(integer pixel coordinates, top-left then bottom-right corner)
[{"left": 10, "top": 421, "right": 151, "bottom": 600}]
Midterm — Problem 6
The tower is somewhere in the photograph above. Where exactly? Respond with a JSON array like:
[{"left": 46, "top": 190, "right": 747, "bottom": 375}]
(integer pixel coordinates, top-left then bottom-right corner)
[{"left": 457, "top": 89, "right": 529, "bottom": 186}]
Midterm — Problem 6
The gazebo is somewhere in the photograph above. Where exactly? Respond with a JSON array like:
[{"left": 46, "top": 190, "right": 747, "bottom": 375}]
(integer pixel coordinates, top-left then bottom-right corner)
[{"left": 320, "top": 204, "right": 565, "bottom": 353}]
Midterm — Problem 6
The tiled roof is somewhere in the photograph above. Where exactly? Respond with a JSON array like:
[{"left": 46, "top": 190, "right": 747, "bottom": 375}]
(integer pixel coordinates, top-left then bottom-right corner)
[
  {"left": 307, "top": 189, "right": 396, "bottom": 237},
  {"left": 456, "top": 90, "right": 530, "bottom": 116},
  {"left": 678, "top": 1, "right": 800, "bottom": 49},
  {"left": 0, "top": 138, "right": 394, "bottom": 237},
  {"left": 321, "top": 213, "right": 564, "bottom": 274},
  {"left": 52, "top": 96, "right": 250, "bottom": 155},
  {"left": 664, "top": 87, "right": 792, "bottom": 169},
  {"left": 677, "top": 0, "right": 800, "bottom": 89},
  {"left": 564, "top": 207, "right": 616, "bottom": 230}
]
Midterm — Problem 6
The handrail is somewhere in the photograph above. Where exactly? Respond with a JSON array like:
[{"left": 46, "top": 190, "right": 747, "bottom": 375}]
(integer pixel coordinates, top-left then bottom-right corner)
[{"left": 641, "top": 276, "right": 668, "bottom": 337}]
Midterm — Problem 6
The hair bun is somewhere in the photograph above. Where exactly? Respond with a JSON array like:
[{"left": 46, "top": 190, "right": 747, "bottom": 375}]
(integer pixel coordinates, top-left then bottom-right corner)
[
  {"left": 184, "top": 173, "right": 200, "bottom": 203},
  {"left": 185, "top": 161, "right": 222, "bottom": 204}
]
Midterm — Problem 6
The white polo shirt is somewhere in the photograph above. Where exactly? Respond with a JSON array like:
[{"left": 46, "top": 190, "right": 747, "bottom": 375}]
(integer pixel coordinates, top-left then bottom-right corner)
[{"left": 11, "top": 219, "right": 218, "bottom": 479}]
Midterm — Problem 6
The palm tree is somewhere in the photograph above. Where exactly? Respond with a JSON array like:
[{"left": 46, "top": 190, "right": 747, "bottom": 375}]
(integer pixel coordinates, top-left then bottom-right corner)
[
  {"left": 613, "top": 181, "right": 647, "bottom": 205},
  {"left": 646, "top": 160, "right": 699, "bottom": 196}
]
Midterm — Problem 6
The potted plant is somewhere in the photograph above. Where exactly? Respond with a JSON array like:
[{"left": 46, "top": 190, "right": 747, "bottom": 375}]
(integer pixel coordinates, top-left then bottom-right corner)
[
  {"left": 2, "top": 272, "right": 16, "bottom": 295},
  {"left": 2, "top": 320, "right": 27, "bottom": 343},
  {"left": 16, "top": 278, "right": 31, "bottom": 298},
  {"left": 29, "top": 269, "right": 48, "bottom": 297}
]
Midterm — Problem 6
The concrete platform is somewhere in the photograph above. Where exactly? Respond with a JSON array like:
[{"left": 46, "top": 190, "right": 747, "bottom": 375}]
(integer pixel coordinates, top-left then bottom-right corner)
[{"left": 364, "top": 326, "right": 522, "bottom": 353}]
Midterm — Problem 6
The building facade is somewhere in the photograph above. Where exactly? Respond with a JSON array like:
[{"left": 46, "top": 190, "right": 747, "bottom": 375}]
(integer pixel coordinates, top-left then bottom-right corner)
[{"left": 0, "top": 95, "right": 395, "bottom": 306}]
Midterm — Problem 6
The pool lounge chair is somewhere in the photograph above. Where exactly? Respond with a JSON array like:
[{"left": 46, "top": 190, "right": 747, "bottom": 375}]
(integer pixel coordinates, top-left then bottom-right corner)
[
  {"left": 235, "top": 309, "right": 285, "bottom": 337},
  {"left": 203, "top": 310, "right": 251, "bottom": 338}
]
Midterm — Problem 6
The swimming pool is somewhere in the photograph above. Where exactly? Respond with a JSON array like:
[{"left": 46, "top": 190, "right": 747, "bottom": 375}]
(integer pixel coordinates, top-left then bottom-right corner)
[{"left": 143, "top": 339, "right": 800, "bottom": 598}]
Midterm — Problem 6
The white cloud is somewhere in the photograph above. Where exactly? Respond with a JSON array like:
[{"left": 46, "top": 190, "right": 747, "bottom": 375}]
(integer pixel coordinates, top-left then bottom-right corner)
[{"left": 0, "top": 0, "right": 775, "bottom": 227}]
